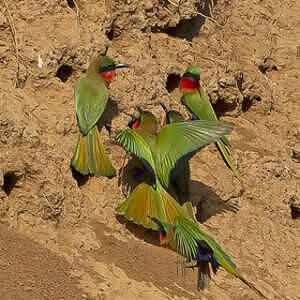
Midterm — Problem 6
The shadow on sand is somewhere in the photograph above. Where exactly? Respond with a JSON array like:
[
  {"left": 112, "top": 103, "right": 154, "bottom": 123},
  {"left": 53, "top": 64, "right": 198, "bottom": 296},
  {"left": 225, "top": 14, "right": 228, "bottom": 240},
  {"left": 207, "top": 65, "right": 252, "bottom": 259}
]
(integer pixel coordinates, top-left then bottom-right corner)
[{"left": 116, "top": 157, "right": 239, "bottom": 243}]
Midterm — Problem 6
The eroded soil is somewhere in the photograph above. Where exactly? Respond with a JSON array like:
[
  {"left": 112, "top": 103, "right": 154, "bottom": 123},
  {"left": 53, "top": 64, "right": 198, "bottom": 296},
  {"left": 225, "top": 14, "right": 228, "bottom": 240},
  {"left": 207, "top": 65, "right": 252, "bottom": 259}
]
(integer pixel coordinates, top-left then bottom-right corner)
[{"left": 0, "top": 0, "right": 299, "bottom": 299}]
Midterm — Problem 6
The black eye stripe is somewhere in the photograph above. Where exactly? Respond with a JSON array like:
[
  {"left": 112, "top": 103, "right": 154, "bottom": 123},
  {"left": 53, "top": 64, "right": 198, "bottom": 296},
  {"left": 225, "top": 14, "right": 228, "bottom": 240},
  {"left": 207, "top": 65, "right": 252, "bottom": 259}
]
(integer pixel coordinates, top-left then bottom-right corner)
[
  {"left": 128, "top": 118, "right": 139, "bottom": 128},
  {"left": 182, "top": 72, "right": 200, "bottom": 80},
  {"left": 99, "top": 64, "right": 116, "bottom": 73}
]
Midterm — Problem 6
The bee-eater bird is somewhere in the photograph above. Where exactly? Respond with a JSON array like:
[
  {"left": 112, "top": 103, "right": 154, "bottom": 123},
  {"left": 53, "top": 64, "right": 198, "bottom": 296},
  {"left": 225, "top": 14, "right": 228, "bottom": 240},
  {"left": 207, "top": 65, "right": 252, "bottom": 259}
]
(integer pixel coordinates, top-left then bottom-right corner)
[
  {"left": 179, "top": 66, "right": 242, "bottom": 182},
  {"left": 150, "top": 215, "right": 265, "bottom": 297},
  {"left": 159, "top": 103, "right": 191, "bottom": 204},
  {"left": 71, "top": 55, "right": 129, "bottom": 177},
  {"left": 115, "top": 108, "right": 233, "bottom": 230}
]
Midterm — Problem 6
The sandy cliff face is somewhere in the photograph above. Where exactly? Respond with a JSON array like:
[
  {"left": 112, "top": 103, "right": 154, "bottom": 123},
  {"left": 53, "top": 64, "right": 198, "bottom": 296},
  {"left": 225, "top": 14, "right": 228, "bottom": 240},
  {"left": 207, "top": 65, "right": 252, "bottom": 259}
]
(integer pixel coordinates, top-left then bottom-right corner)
[{"left": 0, "top": 0, "right": 299, "bottom": 299}]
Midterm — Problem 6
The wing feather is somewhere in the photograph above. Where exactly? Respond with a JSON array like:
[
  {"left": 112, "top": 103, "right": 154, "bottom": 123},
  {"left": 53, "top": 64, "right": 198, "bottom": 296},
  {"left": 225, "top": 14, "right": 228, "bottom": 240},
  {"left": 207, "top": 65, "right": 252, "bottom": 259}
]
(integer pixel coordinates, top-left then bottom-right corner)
[
  {"left": 116, "top": 183, "right": 190, "bottom": 230},
  {"left": 115, "top": 128, "right": 156, "bottom": 178},
  {"left": 75, "top": 76, "right": 109, "bottom": 135},
  {"left": 155, "top": 120, "right": 233, "bottom": 187}
]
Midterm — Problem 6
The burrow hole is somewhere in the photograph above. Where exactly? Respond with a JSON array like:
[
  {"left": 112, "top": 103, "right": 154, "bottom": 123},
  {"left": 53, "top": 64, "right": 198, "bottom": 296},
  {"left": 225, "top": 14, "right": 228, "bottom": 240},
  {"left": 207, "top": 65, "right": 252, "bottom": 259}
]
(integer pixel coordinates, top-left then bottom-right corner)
[
  {"left": 166, "top": 73, "right": 181, "bottom": 93},
  {"left": 56, "top": 65, "right": 73, "bottom": 83},
  {"left": 67, "top": 0, "right": 75, "bottom": 9},
  {"left": 2, "top": 172, "right": 19, "bottom": 196}
]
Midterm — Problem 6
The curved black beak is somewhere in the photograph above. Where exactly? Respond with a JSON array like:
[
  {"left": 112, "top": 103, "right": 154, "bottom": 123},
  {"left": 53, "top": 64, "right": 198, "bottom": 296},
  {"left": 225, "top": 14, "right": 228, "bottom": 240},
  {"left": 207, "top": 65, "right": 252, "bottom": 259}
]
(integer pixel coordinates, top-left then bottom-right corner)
[
  {"left": 159, "top": 102, "right": 169, "bottom": 114},
  {"left": 147, "top": 215, "right": 166, "bottom": 236},
  {"left": 114, "top": 63, "right": 130, "bottom": 69},
  {"left": 136, "top": 106, "right": 143, "bottom": 114}
]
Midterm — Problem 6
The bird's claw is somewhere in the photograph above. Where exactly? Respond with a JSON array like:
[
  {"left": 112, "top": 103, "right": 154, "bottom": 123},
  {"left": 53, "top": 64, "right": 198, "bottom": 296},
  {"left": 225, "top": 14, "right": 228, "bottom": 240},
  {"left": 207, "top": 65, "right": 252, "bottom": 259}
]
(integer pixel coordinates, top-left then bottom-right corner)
[{"left": 183, "top": 262, "right": 197, "bottom": 272}]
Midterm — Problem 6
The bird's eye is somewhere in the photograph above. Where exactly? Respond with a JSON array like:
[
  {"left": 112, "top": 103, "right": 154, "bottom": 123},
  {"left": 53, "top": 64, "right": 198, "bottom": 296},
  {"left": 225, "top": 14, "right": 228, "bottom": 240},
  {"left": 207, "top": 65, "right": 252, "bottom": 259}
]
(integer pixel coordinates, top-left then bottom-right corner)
[{"left": 129, "top": 119, "right": 139, "bottom": 129}]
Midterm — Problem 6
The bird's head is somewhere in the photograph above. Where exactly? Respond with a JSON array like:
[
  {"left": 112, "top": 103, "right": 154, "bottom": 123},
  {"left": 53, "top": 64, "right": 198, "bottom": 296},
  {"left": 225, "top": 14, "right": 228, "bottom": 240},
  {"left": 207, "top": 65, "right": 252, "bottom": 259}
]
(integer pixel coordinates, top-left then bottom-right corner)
[
  {"left": 180, "top": 65, "right": 201, "bottom": 91},
  {"left": 128, "top": 107, "right": 157, "bottom": 132},
  {"left": 159, "top": 102, "right": 184, "bottom": 126},
  {"left": 89, "top": 55, "right": 130, "bottom": 83},
  {"left": 148, "top": 215, "right": 167, "bottom": 245}
]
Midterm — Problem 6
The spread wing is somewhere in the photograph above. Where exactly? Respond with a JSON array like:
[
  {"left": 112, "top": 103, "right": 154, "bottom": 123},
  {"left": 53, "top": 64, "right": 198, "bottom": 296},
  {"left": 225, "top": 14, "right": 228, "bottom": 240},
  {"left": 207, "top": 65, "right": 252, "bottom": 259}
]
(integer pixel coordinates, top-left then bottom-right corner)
[
  {"left": 115, "top": 128, "right": 156, "bottom": 179},
  {"left": 75, "top": 76, "right": 109, "bottom": 135},
  {"left": 174, "top": 217, "right": 265, "bottom": 297},
  {"left": 154, "top": 120, "right": 233, "bottom": 187}
]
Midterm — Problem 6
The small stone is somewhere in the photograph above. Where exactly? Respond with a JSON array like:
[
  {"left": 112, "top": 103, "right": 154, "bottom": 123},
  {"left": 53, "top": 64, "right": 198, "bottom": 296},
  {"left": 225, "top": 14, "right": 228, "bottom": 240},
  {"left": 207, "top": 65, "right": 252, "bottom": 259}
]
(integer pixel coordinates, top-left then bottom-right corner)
[
  {"left": 144, "top": 0, "right": 153, "bottom": 11},
  {"left": 24, "top": 286, "right": 33, "bottom": 292}
]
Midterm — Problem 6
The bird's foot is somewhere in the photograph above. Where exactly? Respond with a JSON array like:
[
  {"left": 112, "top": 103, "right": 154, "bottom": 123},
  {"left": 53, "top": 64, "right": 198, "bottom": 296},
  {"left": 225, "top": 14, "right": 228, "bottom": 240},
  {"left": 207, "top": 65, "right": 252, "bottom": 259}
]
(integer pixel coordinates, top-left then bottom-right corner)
[{"left": 183, "top": 262, "right": 198, "bottom": 272}]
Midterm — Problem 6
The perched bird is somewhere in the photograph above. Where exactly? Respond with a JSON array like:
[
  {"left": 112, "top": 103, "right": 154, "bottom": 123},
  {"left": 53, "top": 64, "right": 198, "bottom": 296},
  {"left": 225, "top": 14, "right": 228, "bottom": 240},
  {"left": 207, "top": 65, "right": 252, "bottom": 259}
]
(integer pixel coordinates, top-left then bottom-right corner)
[
  {"left": 159, "top": 103, "right": 191, "bottom": 204},
  {"left": 115, "top": 108, "right": 233, "bottom": 230},
  {"left": 71, "top": 55, "right": 129, "bottom": 177},
  {"left": 179, "top": 66, "right": 242, "bottom": 182},
  {"left": 149, "top": 214, "right": 265, "bottom": 297}
]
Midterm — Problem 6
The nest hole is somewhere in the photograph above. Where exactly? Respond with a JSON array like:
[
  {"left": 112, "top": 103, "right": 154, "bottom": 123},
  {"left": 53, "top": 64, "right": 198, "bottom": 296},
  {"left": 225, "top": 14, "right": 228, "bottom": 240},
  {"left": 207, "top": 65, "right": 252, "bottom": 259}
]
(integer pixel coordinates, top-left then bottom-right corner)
[
  {"left": 213, "top": 99, "right": 237, "bottom": 117},
  {"left": 106, "top": 25, "right": 115, "bottom": 41},
  {"left": 56, "top": 65, "right": 73, "bottom": 83},
  {"left": 2, "top": 172, "right": 19, "bottom": 195},
  {"left": 67, "top": 0, "right": 75, "bottom": 9},
  {"left": 166, "top": 73, "right": 181, "bottom": 93},
  {"left": 161, "top": 15, "right": 204, "bottom": 41}
]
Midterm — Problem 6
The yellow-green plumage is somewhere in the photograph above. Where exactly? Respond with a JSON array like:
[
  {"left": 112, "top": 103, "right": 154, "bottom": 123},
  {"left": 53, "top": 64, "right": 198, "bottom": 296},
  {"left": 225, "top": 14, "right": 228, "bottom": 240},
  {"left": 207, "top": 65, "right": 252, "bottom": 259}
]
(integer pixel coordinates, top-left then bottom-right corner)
[
  {"left": 180, "top": 66, "right": 242, "bottom": 183},
  {"left": 115, "top": 109, "right": 233, "bottom": 230},
  {"left": 71, "top": 56, "right": 129, "bottom": 177},
  {"left": 150, "top": 214, "right": 265, "bottom": 297},
  {"left": 160, "top": 103, "right": 192, "bottom": 204},
  {"left": 116, "top": 182, "right": 190, "bottom": 230}
]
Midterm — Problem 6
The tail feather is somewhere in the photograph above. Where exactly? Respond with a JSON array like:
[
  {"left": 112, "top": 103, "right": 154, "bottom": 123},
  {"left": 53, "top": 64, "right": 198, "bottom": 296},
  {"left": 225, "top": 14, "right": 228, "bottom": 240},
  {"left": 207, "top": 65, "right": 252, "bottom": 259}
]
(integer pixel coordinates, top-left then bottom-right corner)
[
  {"left": 197, "top": 261, "right": 211, "bottom": 290},
  {"left": 216, "top": 139, "right": 242, "bottom": 183},
  {"left": 218, "top": 259, "right": 266, "bottom": 298},
  {"left": 71, "top": 126, "right": 116, "bottom": 177},
  {"left": 116, "top": 182, "right": 189, "bottom": 230},
  {"left": 71, "top": 132, "right": 89, "bottom": 175},
  {"left": 86, "top": 126, "right": 116, "bottom": 177},
  {"left": 236, "top": 272, "right": 266, "bottom": 298},
  {"left": 182, "top": 201, "right": 197, "bottom": 222}
]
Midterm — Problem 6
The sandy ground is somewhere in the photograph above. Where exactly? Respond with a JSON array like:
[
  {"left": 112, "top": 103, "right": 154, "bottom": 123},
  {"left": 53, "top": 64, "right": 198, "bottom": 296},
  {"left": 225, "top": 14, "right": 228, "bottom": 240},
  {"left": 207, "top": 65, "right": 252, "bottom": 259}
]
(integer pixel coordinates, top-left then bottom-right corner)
[{"left": 0, "top": 0, "right": 299, "bottom": 299}]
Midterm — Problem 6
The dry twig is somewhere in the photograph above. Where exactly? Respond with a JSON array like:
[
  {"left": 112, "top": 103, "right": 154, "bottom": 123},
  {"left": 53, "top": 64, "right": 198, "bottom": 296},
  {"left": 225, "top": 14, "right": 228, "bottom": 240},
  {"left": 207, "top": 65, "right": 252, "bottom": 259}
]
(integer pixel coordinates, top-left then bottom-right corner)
[
  {"left": 3, "top": 0, "right": 21, "bottom": 87},
  {"left": 73, "top": 0, "right": 80, "bottom": 25},
  {"left": 167, "top": 0, "right": 227, "bottom": 27}
]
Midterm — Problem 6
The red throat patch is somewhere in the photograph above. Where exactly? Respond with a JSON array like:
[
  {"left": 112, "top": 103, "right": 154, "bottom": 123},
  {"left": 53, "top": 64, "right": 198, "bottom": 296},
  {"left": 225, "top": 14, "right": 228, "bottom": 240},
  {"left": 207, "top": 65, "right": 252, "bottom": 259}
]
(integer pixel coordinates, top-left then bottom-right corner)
[
  {"left": 162, "top": 119, "right": 167, "bottom": 126},
  {"left": 179, "top": 77, "right": 200, "bottom": 90},
  {"left": 131, "top": 119, "right": 139, "bottom": 129},
  {"left": 159, "top": 233, "right": 164, "bottom": 244},
  {"left": 101, "top": 71, "right": 116, "bottom": 83}
]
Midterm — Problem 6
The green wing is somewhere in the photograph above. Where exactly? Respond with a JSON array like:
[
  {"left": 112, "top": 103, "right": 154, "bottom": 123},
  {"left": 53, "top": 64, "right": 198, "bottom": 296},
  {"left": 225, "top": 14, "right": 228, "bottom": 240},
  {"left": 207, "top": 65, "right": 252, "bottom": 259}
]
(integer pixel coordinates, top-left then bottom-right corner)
[
  {"left": 75, "top": 76, "right": 109, "bottom": 135},
  {"left": 154, "top": 120, "right": 233, "bottom": 187},
  {"left": 183, "top": 88, "right": 243, "bottom": 182},
  {"left": 173, "top": 217, "right": 265, "bottom": 297},
  {"left": 115, "top": 128, "right": 156, "bottom": 178},
  {"left": 183, "top": 87, "right": 230, "bottom": 146}
]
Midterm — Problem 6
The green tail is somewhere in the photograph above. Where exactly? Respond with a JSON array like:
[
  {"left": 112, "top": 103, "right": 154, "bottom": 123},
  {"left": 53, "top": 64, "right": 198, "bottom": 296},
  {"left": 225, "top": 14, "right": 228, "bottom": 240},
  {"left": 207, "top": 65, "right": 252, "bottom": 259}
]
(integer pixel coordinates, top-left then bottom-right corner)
[
  {"left": 216, "top": 139, "right": 242, "bottom": 183},
  {"left": 197, "top": 261, "right": 211, "bottom": 290},
  {"left": 116, "top": 181, "right": 190, "bottom": 230},
  {"left": 71, "top": 126, "right": 116, "bottom": 177},
  {"left": 183, "top": 87, "right": 242, "bottom": 183}
]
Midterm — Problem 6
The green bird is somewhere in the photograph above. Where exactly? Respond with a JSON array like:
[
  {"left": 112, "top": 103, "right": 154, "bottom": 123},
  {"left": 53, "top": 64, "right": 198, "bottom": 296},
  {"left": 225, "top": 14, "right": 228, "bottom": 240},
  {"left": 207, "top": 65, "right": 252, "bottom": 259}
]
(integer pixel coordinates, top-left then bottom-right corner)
[
  {"left": 179, "top": 66, "right": 242, "bottom": 182},
  {"left": 71, "top": 55, "right": 129, "bottom": 177},
  {"left": 115, "top": 108, "right": 233, "bottom": 230},
  {"left": 159, "top": 103, "right": 191, "bottom": 205},
  {"left": 150, "top": 214, "right": 265, "bottom": 297}
]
